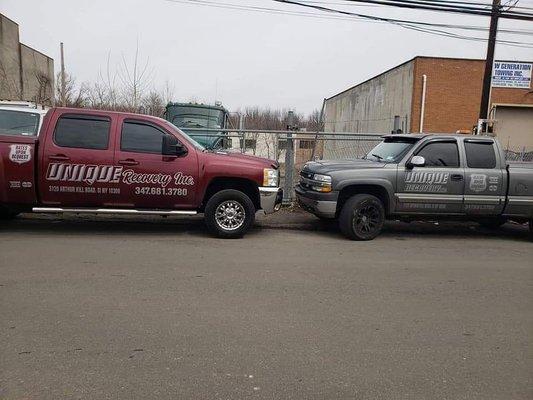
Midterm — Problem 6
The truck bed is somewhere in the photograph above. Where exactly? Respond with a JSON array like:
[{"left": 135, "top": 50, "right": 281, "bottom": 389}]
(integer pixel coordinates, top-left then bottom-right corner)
[{"left": 505, "top": 162, "right": 533, "bottom": 218}]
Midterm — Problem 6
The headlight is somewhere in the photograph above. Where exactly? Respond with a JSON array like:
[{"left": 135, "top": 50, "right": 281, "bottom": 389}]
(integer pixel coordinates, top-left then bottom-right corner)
[
  {"left": 313, "top": 174, "right": 332, "bottom": 183},
  {"left": 312, "top": 173, "right": 332, "bottom": 193},
  {"left": 263, "top": 168, "right": 279, "bottom": 187}
]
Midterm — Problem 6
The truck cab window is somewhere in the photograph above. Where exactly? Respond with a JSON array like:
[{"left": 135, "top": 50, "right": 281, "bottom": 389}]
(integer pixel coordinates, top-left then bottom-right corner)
[
  {"left": 465, "top": 141, "right": 497, "bottom": 169},
  {"left": 415, "top": 141, "right": 459, "bottom": 167},
  {"left": 54, "top": 115, "right": 110, "bottom": 149},
  {"left": 121, "top": 121, "right": 165, "bottom": 154}
]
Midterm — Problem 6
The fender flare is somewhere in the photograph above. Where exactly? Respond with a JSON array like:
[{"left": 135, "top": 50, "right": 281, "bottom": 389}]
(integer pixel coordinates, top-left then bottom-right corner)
[{"left": 335, "top": 178, "right": 396, "bottom": 213}]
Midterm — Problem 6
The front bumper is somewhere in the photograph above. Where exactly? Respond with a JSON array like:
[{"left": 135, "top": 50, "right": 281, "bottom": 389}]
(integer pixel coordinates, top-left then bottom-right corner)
[
  {"left": 295, "top": 185, "right": 338, "bottom": 218},
  {"left": 259, "top": 187, "right": 283, "bottom": 214}
]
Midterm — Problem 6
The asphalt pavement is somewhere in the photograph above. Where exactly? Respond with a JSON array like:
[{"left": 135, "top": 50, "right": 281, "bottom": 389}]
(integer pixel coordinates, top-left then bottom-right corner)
[{"left": 0, "top": 211, "right": 532, "bottom": 399}]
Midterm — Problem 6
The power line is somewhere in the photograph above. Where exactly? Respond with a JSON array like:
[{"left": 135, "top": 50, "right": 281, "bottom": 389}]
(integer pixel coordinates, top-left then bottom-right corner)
[
  {"left": 274, "top": 0, "right": 533, "bottom": 46},
  {"left": 165, "top": 0, "right": 533, "bottom": 37},
  {"left": 337, "top": 0, "right": 533, "bottom": 20}
]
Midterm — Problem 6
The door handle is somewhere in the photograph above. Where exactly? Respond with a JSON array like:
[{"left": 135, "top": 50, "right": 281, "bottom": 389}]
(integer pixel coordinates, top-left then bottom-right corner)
[
  {"left": 451, "top": 174, "right": 463, "bottom": 181},
  {"left": 118, "top": 159, "right": 139, "bottom": 166},
  {"left": 49, "top": 154, "right": 70, "bottom": 161}
]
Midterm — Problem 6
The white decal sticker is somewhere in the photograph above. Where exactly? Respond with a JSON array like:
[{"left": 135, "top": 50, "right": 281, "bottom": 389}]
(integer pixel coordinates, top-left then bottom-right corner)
[
  {"left": 9, "top": 145, "right": 32, "bottom": 164},
  {"left": 46, "top": 163, "right": 195, "bottom": 190},
  {"left": 469, "top": 174, "right": 487, "bottom": 192},
  {"left": 47, "top": 163, "right": 123, "bottom": 185},
  {"left": 405, "top": 171, "right": 449, "bottom": 185},
  {"left": 9, "top": 181, "right": 21, "bottom": 188},
  {"left": 22, "top": 181, "right": 32, "bottom": 188},
  {"left": 405, "top": 172, "right": 450, "bottom": 193}
]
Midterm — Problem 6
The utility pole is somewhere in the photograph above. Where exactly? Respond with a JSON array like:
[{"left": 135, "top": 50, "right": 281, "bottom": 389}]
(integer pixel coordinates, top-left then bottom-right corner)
[
  {"left": 478, "top": 0, "right": 501, "bottom": 128},
  {"left": 283, "top": 110, "right": 295, "bottom": 205},
  {"left": 60, "top": 42, "right": 66, "bottom": 107}
]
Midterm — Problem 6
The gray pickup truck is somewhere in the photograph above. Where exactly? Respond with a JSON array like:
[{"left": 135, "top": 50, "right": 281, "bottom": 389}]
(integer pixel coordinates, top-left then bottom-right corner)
[{"left": 296, "top": 134, "right": 533, "bottom": 240}]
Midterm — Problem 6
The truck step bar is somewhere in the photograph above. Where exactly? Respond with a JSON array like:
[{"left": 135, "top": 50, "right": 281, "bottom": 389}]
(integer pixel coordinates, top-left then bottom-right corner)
[{"left": 32, "top": 207, "right": 198, "bottom": 216}]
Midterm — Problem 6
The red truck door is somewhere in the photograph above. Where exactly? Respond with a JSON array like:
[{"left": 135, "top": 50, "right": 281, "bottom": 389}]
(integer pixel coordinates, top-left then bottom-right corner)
[
  {"left": 39, "top": 111, "right": 121, "bottom": 207},
  {"left": 112, "top": 116, "right": 199, "bottom": 209}
]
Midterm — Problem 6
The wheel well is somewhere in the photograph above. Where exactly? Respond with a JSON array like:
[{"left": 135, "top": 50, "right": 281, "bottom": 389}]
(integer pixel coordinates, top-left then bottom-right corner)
[
  {"left": 202, "top": 178, "right": 261, "bottom": 211},
  {"left": 336, "top": 185, "right": 390, "bottom": 217}
]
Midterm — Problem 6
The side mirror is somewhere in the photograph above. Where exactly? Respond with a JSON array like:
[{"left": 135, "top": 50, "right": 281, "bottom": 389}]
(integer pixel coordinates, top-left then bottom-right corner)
[
  {"left": 162, "top": 135, "right": 188, "bottom": 157},
  {"left": 407, "top": 155, "right": 425, "bottom": 169}
]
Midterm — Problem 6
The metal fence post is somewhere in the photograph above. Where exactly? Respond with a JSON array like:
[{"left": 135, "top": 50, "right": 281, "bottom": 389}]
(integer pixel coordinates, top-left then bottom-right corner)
[{"left": 283, "top": 110, "right": 295, "bottom": 205}]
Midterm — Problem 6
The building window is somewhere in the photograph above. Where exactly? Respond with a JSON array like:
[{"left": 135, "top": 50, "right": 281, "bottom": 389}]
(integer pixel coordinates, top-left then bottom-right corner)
[{"left": 299, "top": 140, "right": 314, "bottom": 149}]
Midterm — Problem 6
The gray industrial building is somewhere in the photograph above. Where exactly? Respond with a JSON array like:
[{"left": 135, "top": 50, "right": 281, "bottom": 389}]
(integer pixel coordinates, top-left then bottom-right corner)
[{"left": 0, "top": 13, "right": 55, "bottom": 105}]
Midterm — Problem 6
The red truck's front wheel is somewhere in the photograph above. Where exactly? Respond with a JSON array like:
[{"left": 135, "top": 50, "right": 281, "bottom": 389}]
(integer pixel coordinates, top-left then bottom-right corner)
[{"left": 205, "top": 189, "right": 255, "bottom": 239}]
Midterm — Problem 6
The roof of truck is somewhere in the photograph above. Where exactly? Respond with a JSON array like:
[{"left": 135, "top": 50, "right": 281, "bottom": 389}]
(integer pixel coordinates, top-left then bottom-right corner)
[
  {"left": 0, "top": 106, "right": 48, "bottom": 115},
  {"left": 383, "top": 133, "right": 492, "bottom": 140}
]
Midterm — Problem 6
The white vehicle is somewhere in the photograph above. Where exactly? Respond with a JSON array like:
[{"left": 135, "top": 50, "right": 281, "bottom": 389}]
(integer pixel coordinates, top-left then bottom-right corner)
[{"left": 0, "top": 106, "right": 48, "bottom": 137}]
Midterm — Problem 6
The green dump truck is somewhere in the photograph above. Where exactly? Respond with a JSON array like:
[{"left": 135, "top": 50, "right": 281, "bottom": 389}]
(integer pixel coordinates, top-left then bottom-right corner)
[{"left": 165, "top": 102, "right": 230, "bottom": 149}]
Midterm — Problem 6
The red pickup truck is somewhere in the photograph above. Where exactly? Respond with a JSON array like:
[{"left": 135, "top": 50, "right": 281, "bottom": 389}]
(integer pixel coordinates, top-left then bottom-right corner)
[{"left": 0, "top": 108, "right": 282, "bottom": 238}]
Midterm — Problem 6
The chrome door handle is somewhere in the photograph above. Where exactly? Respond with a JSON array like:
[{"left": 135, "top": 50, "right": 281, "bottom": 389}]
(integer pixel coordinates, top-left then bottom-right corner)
[
  {"left": 451, "top": 174, "right": 463, "bottom": 181},
  {"left": 118, "top": 159, "right": 139, "bottom": 166}
]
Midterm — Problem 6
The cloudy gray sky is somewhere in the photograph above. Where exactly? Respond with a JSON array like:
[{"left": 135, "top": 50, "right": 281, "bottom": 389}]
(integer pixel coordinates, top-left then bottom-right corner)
[{"left": 2, "top": 0, "right": 532, "bottom": 114}]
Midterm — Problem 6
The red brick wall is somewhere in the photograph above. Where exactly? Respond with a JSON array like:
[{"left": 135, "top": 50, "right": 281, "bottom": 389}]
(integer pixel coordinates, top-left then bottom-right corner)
[{"left": 410, "top": 57, "right": 533, "bottom": 133}]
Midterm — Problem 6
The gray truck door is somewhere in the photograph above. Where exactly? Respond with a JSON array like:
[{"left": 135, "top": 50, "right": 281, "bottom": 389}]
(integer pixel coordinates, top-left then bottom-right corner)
[
  {"left": 396, "top": 139, "right": 465, "bottom": 214},
  {"left": 463, "top": 139, "right": 506, "bottom": 215}
]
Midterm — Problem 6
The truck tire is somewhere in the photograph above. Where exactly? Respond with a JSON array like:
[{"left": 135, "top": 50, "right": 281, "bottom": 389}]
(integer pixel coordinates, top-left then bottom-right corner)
[
  {"left": 339, "top": 194, "right": 385, "bottom": 241},
  {"left": 205, "top": 189, "right": 255, "bottom": 239},
  {"left": 0, "top": 206, "right": 19, "bottom": 220},
  {"left": 478, "top": 218, "right": 507, "bottom": 230}
]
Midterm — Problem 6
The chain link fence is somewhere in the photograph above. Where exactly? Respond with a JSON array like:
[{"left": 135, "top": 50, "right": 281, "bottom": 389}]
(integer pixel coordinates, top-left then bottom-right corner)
[{"left": 503, "top": 145, "right": 533, "bottom": 162}]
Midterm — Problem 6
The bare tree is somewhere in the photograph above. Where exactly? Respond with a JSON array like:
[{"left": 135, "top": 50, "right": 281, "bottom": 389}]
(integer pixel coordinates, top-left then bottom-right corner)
[
  {"left": 34, "top": 71, "right": 53, "bottom": 105},
  {"left": 0, "top": 58, "right": 23, "bottom": 100},
  {"left": 118, "top": 42, "right": 153, "bottom": 112},
  {"left": 54, "top": 71, "right": 86, "bottom": 107}
]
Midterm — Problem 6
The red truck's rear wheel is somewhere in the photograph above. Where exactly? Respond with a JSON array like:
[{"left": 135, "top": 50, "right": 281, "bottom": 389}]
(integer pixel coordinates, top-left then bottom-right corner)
[
  {"left": 0, "top": 206, "right": 19, "bottom": 220},
  {"left": 205, "top": 189, "right": 255, "bottom": 238}
]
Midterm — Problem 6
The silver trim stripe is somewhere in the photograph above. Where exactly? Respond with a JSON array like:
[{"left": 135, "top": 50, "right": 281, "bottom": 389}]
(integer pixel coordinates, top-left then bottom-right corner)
[
  {"left": 507, "top": 196, "right": 533, "bottom": 205},
  {"left": 396, "top": 193, "right": 463, "bottom": 204},
  {"left": 464, "top": 195, "right": 505, "bottom": 205}
]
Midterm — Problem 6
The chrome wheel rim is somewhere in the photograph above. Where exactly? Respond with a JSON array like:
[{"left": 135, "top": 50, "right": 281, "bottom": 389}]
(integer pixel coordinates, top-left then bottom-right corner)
[
  {"left": 215, "top": 200, "right": 246, "bottom": 231},
  {"left": 352, "top": 203, "right": 381, "bottom": 236}
]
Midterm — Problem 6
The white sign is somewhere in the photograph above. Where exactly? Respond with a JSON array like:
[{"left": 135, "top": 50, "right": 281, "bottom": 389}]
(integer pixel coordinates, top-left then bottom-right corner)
[
  {"left": 9, "top": 144, "right": 32, "bottom": 164},
  {"left": 492, "top": 61, "right": 532, "bottom": 89}
]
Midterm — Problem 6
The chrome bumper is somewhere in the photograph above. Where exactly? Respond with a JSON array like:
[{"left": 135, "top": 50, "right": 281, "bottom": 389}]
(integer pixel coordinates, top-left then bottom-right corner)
[{"left": 259, "top": 187, "right": 283, "bottom": 214}]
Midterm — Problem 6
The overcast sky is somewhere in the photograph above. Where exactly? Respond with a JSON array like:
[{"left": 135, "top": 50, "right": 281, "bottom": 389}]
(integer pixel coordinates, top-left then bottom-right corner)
[{"left": 2, "top": 0, "right": 532, "bottom": 114}]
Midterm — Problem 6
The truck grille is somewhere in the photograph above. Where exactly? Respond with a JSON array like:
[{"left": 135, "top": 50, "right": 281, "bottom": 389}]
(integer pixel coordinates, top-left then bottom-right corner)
[{"left": 299, "top": 170, "right": 315, "bottom": 189}]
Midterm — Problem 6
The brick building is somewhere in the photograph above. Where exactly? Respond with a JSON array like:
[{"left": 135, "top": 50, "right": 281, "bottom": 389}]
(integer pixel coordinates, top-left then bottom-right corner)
[
  {"left": 0, "top": 13, "right": 55, "bottom": 105},
  {"left": 324, "top": 56, "right": 533, "bottom": 150}
]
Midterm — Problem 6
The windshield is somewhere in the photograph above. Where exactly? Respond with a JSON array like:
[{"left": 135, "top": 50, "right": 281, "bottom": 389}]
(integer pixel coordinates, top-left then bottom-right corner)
[
  {"left": 366, "top": 138, "right": 417, "bottom": 163},
  {"left": 171, "top": 107, "right": 225, "bottom": 130},
  {"left": 160, "top": 120, "right": 206, "bottom": 151},
  {"left": 0, "top": 109, "right": 40, "bottom": 136}
]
